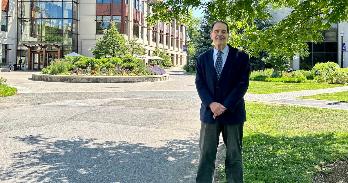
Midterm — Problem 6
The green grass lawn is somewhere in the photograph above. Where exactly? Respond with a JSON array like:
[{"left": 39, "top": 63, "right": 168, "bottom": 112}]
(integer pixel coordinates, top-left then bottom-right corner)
[
  {"left": 0, "top": 84, "right": 17, "bottom": 97},
  {"left": 248, "top": 81, "right": 343, "bottom": 94},
  {"left": 301, "top": 91, "right": 348, "bottom": 102},
  {"left": 218, "top": 102, "right": 348, "bottom": 182}
]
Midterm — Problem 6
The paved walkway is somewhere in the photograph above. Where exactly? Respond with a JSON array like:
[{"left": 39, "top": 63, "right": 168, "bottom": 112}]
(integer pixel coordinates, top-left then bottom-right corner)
[{"left": 246, "top": 86, "right": 348, "bottom": 110}]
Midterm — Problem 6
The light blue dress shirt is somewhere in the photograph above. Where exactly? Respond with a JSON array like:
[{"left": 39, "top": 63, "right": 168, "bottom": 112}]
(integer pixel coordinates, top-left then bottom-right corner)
[{"left": 213, "top": 45, "right": 229, "bottom": 70}]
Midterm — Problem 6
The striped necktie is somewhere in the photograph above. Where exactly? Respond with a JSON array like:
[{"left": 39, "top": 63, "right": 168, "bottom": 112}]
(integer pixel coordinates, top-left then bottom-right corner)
[{"left": 215, "top": 51, "right": 223, "bottom": 80}]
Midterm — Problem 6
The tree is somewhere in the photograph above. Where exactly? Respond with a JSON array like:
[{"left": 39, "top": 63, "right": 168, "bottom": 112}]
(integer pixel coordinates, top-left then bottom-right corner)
[
  {"left": 184, "top": 10, "right": 214, "bottom": 72},
  {"left": 127, "top": 39, "right": 146, "bottom": 56},
  {"left": 148, "top": 0, "right": 348, "bottom": 70},
  {"left": 92, "top": 21, "right": 128, "bottom": 58},
  {"left": 153, "top": 48, "right": 173, "bottom": 68}
]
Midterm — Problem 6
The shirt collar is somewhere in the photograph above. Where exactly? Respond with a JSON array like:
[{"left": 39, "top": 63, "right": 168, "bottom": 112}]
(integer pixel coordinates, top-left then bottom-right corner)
[{"left": 213, "top": 45, "right": 229, "bottom": 56}]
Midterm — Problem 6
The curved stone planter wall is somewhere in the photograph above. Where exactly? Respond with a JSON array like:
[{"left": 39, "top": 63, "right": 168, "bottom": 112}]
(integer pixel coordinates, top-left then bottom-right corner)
[{"left": 32, "top": 74, "right": 169, "bottom": 83}]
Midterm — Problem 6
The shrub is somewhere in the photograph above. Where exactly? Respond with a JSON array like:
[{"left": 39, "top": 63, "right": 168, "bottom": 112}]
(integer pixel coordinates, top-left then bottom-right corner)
[
  {"left": 183, "top": 58, "right": 196, "bottom": 73},
  {"left": 74, "top": 56, "right": 93, "bottom": 69},
  {"left": 154, "top": 48, "right": 172, "bottom": 68},
  {"left": 121, "top": 54, "right": 151, "bottom": 75},
  {"left": 332, "top": 68, "right": 348, "bottom": 84},
  {"left": 311, "top": 62, "right": 340, "bottom": 83},
  {"left": 250, "top": 69, "right": 274, "bottom": 81},
  {"left": 297, "top": 70, "right": 314, "bottom": 80},
  {"left": 265, "top": 73, "right": 306, "bottom": 83},
  {"left": 42, "top": 60, "right": 73, "bottom": 75}
]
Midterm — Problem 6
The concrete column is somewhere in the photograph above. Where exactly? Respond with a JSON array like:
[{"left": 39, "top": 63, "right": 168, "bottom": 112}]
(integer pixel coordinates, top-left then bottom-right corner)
[
  {"left": 0, "top": 0, "right": 2, "bottom": 25},
  {"left": 79, "top": 0, "right": 97, "bottom": 57},
  {"left": 338, "top": 22, "right": 348, "bottom": 68},
  {"left": 292, "top": 54, "right": 300, "bottom": 70},
  {"left": 127, "top": 0, "right": 134, "bottom": 41},
  {"left": 168, "top": 22, "right": 172, "bottom": 49},
  {"left": 142, "top": 1, "right": 147, "bottom": 43},
  {"left": 182, "top": 25, "right": 186, "bottom": 44},
  {"left": 162, "top": 24, "right": 166, "bottom": 49},
  {"left": 156, "top": 23, "right": 160, "bottom": 47},
  {"left": 173, "top": 21, "right": 176, "bottom": 50},
  {"left": 178, "top": 24, "right": 181, "bottom": 52}
]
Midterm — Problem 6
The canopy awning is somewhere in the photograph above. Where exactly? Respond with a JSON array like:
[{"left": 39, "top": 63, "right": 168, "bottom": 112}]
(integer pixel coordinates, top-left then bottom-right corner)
[{"left": 65, "top": 52, "right": 81, "bottom": 57}]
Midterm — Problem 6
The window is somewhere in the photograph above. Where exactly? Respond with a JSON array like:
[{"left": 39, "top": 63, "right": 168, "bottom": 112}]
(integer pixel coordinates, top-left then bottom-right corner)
[
  {"left": 17, "top": 0, "right": 78, "bottom": 54},
  {"left": 113, "top": 0, "right": 121, "bottom": 4},
  {"left": 96, "top": 0, "right": 121, "bottom": 4},
  {"left": 1, "top": 11, "right": 8, "bottom": 31},
  {"left": 133, "top": 23, "right": 139, "bottom": 38},
  {"left": 152, "top": 28, "right": 157, "bottom": 42},
  {"left": 96, "top": 0, "right": 112, "bottom": 3},
  {"left": 1, "top": 44, "right": 8, "bottom": 65},
  {"left": 159, "top": 30, "right": 164, "bottom": 44},
  {"left": 96, "top": 15, "right": 121, "bottom": 34}
]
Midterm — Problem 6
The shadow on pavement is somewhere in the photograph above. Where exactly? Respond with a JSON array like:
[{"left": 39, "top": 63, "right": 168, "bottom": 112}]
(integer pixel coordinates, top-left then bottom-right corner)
[{"left": 0, "top": 135, "right": 199, "bottom": 183}]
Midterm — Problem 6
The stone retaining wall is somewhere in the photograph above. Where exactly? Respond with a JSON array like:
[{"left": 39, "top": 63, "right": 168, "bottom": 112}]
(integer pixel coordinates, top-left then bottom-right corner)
[{"left": 32, "top": 74, "right": 169, "bottom": 83}]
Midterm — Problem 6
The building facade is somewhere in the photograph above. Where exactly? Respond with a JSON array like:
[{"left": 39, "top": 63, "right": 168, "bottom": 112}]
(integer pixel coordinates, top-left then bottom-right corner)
[
  {"left": 1, "top": 0, "right": 17, "bottom": 68},
  {"left": 272, "top": 8, "right": 348, "bottom": 69},
  {"left": 0, "top": 0, "right": 187, "bottom": 70}
]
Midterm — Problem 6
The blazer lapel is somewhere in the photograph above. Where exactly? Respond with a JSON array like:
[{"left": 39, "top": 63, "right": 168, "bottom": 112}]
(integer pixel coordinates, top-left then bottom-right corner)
[
  {"left": 207, "top": 48, "right": 218, "bottom": 84},
  {"left": 218, "top": 45, "right": 237, "bottom": 81}
]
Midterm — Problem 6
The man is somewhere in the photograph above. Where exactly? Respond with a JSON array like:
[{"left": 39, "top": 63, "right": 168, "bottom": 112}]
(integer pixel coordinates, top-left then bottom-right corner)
[{"left": 195, "top": 21, "right": 250, "bottom": 183}]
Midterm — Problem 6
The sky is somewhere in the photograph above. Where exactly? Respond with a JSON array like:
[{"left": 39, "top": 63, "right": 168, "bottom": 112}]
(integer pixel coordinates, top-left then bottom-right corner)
[{"left": 193, "top": 7, "right": 204, "bottom": 18}]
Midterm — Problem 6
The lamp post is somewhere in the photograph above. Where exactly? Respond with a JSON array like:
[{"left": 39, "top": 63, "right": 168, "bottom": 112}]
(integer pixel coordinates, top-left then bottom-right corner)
[{"left": 340, "top": 32, "right": 344, "bottom": 68}]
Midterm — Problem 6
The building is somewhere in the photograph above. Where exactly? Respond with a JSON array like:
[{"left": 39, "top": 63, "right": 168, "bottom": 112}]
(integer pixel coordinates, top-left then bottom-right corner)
[
  {"left": 1, "top": 0, "right": 17, "bottom": 68},
  {"left": 272, "top": 8, "right": 348, "bottom": 69},
  {"left": 0, "top": 0, "right": 187, "bottom": 70}
]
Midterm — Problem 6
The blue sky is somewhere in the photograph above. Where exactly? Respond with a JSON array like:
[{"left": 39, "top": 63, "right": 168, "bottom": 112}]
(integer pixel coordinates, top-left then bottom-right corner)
[{"left": 193, "top": 7, "right": 204, "bottom": 18}]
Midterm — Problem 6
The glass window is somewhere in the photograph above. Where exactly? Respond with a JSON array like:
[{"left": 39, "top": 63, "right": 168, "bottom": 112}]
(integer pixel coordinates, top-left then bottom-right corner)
[
  {"left": 1, "top": 44, "right": 8, "bottom": 65},
  {"left": 63, "top": 19, "right": 72, "bottom": 34},
  {"left": 113, "top": 0, "right": 121, "bottom": 4},
  {"left": 63, "top": 2, "right": 73, "bottom": 19},
  {"left": 97, "top": 0, "right": 112, "bottom": 3},
  {"left": 96, "top": 15, "right": 122, "bottom": 34},
  {"left": 41, "top": 2, "right": 63, "bottom": 19},
  {"left": 133, "top": 23, "right": 139, "bottom": 38},
  {"left": 1, "top": 11, "right": 8, "bottom": 31}
]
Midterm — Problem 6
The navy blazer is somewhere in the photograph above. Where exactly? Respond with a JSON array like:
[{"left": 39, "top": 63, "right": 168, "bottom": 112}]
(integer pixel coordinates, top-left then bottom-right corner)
[{"left": 195, "top": 45, "right": 250, "bottom": 124}]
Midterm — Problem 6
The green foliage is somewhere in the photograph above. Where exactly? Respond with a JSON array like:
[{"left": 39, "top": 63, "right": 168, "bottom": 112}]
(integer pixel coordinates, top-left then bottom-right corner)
[
  {"left": 266, "top": 70, "right": 307, "bottom": 83},
  {"left": 183, "top": 59, "right": 196, "bottom": 73},
  {"left": 297, "top": 70, "right": 314, "bottom": 80},
  {"left": 250, "top": 62, "right": 348, "bottom": 84},
  {"left": 302, "top": 91, "right": 348, "bottom": 102},
  {"left": 148, "top": 0, "right": 348, "bottom": 71},
  {"left": 249, "top": 69, "right": 274, "bottom": 81},
  {"left": 127, "top": 39, "right": 146, "bottom": 56},
  {"left": 92, "top": 21, "right": 128, "bottom": 58},
  {"left": 121, "top": 54, "right": 151, "bottom": 75},
  {"left": 311, "top": 62, "right": 340, "bottom": 83},
  {"left": 184, "top": 10, "right": 213, "bottom": 73},
  {"left": 73, "top": 56, "right": 95, "bottom": 69},
  {"left": 237, "top": 102, "right": 348, "bottom": 182},
  {"left": 0, "top": 84, "right": 17, "bottom": 97},
  {"left": 153, "top": 48, "right": 173, "bottom": 68},
  {"left": 42, "top": 60, "right": 73, "bottom": 75},
  {"left": 0, "top": 77, "right": 17, "bottom": 97},
  {"left": 41, "top": 55, "right": 154, "bottom": 76}
]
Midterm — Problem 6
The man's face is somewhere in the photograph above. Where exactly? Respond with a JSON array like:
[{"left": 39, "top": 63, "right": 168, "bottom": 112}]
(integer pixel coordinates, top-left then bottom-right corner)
[{"left": 210, "top": 22, "right": 229, "bottom": 48}]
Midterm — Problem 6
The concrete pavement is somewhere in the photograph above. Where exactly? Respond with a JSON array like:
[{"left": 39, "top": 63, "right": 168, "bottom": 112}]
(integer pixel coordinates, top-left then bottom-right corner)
[{"left": 0, "top": 71, "right": 200, "bottom": 183}]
